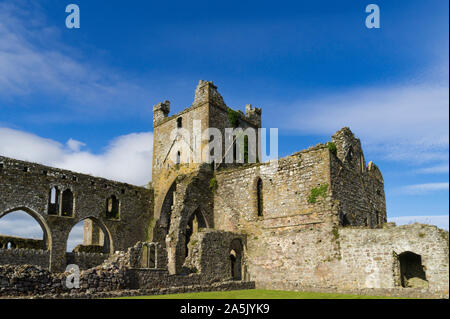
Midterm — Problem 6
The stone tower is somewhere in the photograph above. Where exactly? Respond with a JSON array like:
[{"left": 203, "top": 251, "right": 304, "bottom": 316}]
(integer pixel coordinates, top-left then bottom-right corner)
[{"left": 151, "top": 80, "right": 262, "bottom": 223}]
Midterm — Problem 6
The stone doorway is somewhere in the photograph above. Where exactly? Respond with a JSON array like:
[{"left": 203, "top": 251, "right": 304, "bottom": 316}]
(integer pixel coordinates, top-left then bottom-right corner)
[
  {"left": 230, "top": 239, "right": 243, "bottom": 280},
  {"left": 398, "top": 251, "right": 428, "bottom": 288}
]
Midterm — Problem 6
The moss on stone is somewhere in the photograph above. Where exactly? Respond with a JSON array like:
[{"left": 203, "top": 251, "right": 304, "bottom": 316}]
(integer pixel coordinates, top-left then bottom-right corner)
[
  {"left": 227, "top": 109, "right": 240, "bottom": 128},
  {"left": 308, "top": 183, "right": 329, "bottom": 204},
  {"left": 209, "top": 177, "right": 218, "bottom": 193},
  {"left": 327, "top": 142, "right": 337, "bottom": 155}
]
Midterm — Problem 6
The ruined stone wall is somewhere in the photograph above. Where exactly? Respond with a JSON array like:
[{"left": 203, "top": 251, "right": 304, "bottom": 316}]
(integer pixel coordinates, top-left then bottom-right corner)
[
  {"left": 214, "top": 146, "right": 343, "bottom": 288},
  {"left": 330, "top": 128, "right": 386, "bottom": 227},
  {"left": 0, "top": 155, "right": 153, "bottom": 272},
  {"left": 0, "top": 242, "right": 254, "bottom": 298},
  {"left": 0, "top": 249, "right": 49, "bottom": 269},
  {"left": 65, "top": 252, "right": 110, "bottom": 270},
  {"left": 152, "top": 101, "right": 210, "bottom": 201},
  {"left": 0, "top": 235, "right": 44, "bottom": 250},
  {"left": 183, "top": 230, "right": 247, "bottom": 282},
  {"left": 335, "top": 224, "right": 449, "bottom": 292}
]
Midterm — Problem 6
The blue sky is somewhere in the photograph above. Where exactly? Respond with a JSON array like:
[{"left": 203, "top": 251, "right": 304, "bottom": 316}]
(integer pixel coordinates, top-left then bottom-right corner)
[{"left": 0, "top": 0, "right": 448, "bottom": 247}]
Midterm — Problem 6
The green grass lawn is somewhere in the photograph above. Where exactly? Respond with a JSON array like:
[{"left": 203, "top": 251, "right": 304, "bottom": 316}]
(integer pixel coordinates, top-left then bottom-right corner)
[{"left": 119, "top": 289, "right": 408, "bottom": 299}]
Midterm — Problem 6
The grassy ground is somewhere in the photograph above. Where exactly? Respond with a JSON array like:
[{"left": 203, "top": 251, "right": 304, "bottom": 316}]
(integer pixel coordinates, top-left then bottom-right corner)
[{"left": 118, "top": 289, "right": 408, "bottom": 299}]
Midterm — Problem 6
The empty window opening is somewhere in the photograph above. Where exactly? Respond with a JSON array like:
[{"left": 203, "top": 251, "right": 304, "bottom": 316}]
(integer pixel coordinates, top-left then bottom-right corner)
[
  {"left": 48, "top": 187, "right": 60, "bottom": 215},
  {"left": 61, "top": 189, "right": 74, "bottom": 217},
  {"left": 23, "top": 166, "right": 29, "bottom": 172},
  {"left": 141, "top": 243, "right": 157, "bottom": 269},
  {"left": 0, "top": 162, "right": 4, "bottom": 169},
  {"left": 230, "top": 239, "right": 243, "bottom": 280},
  {"left": 185, "top": 209, "right": 207, "bottom": 258},
  {"left": 66, "top": 218, "right": 111, "bottom": 255},
  {"left": 345, "top": 147, "right": 354, "bottom": 162},
  {"left": 160, "top": 182, "right": 177, "bottom": 239},
  {"left": 398, "top": 252, "right": 427, "bottom": 288},
  {"left": 340, "top": 212, "right": 351, "bottom": 226},
  {"left": 256, "top": 178, "right": 263, "bottom": 217},
  {"left": 176, "top": 151, "right": 181, "bottom": 164},
  {"left": 0, "top": 209, "right": 48, "bottom": 250},
  {"left": 177, "top": 117, "right": 183, "bottom": 128},
  {"left": 106, "top": 195, "right": 120, "bottom": 219}
]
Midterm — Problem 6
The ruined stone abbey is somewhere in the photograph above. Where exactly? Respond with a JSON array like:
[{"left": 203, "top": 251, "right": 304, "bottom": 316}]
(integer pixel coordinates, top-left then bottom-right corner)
[{"left": 0, "top": 81, "right": 448, "bottom": 298}]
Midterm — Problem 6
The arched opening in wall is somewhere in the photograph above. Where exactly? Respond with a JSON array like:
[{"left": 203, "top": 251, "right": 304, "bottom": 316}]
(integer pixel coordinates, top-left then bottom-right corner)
[
  {"left": 48, "top": 187, "right": 60, "bottom": 215},
  {"left": 159, "top": 181, "right": 177, "bottom": 239},
  {"left": 66, "top": 217, "right": 111, "bottom": 254},
  {"left": 398, "top": 252, "right": 428, "bottom": 288},
  {"left": 105, "top": 195, "right": 120, "bottom": 219},
  {"left": 345, "top": 147, "right": 354, "bottom": 163},
  {"left": 0, "top": 209, "right": 50, "bottom": 250},
  {"left": 230, "top": 239, "right": 243, "bottom": 280},
  {"left": 339, "top": 212, "right": 350, "bottom": 227},
  {"left": 177, "top": 117, "right": 183, "bottom": 128},
  {"left": 61, "top": 189, "right": 74, "bottom": 217},
  {"left": 256, "top": 178, "right": 263, "bottom": 217},
  {"left": 185, "top": 208, "right": 207, "bottom": 258}
]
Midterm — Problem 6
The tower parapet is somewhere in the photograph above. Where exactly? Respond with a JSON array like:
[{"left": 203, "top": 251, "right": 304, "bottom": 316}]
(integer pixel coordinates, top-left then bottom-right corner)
[
  {"left": 245, "top": 104, "right": 262, "bottom": 127},
  {"left": 153, "top": 100, "right": 171, "bottom": 127},
  {"left": 193, "top": 80, "right": 226, "bottom": 109}
]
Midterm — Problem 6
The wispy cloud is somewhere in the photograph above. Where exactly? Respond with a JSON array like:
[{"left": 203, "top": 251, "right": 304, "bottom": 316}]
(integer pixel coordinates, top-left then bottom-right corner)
[
  {"left": 0, "top": 127, "right": 153, "bottom": 186},
  {"left": 0, "top": 211, "right": 43, "bottom": 240},
  {"left": 388, "top": 215, "right": 449, "bottom": 230},
  {"left": 396, "top": 182, "right": 449, "bottom": 195},
  {"left": 0, "top": 1, "right": 154, "bottom": 120},
  {"left": 415, "top": 164, "right": 449, "bottom": 174},
  {"left": 282, "top": 83, "right": 449, "bottom": 165},
  {"left": 0, "top": 210, "right": 84, "bottom": 251}
]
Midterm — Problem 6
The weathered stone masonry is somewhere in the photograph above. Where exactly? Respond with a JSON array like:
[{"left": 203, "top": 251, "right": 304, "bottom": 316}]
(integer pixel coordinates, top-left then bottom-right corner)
[
  {"left": 0, "top": 155, "right": 153, "bottom": 272},
  {"left": 0, "top": 80, "right": 448, "bottom": 298}
]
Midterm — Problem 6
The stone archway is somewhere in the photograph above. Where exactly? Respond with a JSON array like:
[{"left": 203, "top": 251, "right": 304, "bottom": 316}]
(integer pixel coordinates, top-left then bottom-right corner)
[
  {"left": 230, "top": 239, "right": 243, "bottom": 280},
  {"left": 66, "top": 216, "right": 113, "bottom": 254},
  {"left": 185, "top": 208, "right": 208, "bottom": 258},
  {"left": 0, "top": 207, "right": 52, "bottom": 250},
  {"left": 398, "top": 251, "right": 428, "bottom": 288},
  {"left": 156, "top": 181, "right": 178, "bottom": 243}
]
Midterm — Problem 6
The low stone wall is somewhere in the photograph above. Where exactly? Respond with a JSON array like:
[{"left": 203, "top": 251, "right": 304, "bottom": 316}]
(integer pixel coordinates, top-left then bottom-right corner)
[
  {"left": 0, "top": 249, "right": 49, "bottom": 269},
  {"left": 66, "top": 252, "right": 109, "bottom": 270},
  {"left": 0, "top": 235, "right": 44, "bottom": 250},
  {"left": 0, "top": 243, "right": 255, "bottom": 298}
]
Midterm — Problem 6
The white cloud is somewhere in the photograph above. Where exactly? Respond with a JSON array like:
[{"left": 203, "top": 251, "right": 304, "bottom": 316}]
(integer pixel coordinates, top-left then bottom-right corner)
[
  {"left": 415, "top": 164, "right": 449, "bottom": 174},
  {"left": 0, "top": 210, "right": 85, "bottom": 251},
  {"left": 0, "top": 127, "right": 153, "bottom": 186},
  {"left": 66, "top": 223, "right": 84, "bottom": 252},
  {"left": 388, "top": 215, "right": 449, "bottom": 230},
  {"left": 0, "top": 1, "right": 153, "bottom": 118},
  {"left": 66, "top": 139, "right": 86, "bottom": 152},
  {"left": 0, "top": 211, "right": 43, "bottom": 240},
  {"left": 396, "top": 182, "right": 449, "bottom": 195},
  {"left": 283, "top": 83, "right": 449, "bottom": 165}
]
